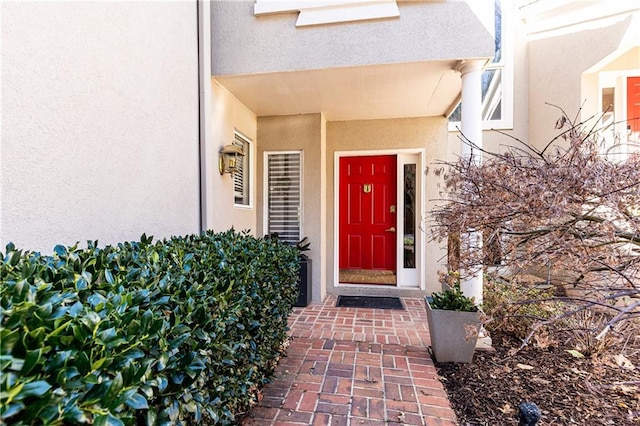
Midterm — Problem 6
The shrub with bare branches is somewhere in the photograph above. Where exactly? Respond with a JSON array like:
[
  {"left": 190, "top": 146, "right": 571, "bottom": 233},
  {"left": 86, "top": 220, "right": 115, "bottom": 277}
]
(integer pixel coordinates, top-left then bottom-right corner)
[{"left": 432, "top": 110, "right": 640, "bottom": 348}]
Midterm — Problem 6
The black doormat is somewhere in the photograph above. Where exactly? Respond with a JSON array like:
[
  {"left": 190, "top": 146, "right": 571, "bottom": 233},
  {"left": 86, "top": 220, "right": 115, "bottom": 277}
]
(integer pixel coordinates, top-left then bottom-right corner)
[{"left": 336, "top": 296, "right": 404, "bottom": 310}]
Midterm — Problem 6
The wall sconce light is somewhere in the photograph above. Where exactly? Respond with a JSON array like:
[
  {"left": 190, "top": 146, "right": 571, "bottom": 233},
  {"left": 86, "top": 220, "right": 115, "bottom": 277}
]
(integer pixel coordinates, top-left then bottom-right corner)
[{"left": 219, "top": 144, "right": 245, "bottom": 175}]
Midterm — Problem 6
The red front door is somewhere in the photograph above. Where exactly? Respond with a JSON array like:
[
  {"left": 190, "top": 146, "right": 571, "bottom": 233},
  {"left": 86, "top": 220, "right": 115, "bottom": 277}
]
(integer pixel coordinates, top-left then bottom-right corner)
[
  {"left": 628, "top": 76, "right": 640, "bottom": 134},
  {"left": 339, "top": 155, "right": 397, "bottom": 273}
]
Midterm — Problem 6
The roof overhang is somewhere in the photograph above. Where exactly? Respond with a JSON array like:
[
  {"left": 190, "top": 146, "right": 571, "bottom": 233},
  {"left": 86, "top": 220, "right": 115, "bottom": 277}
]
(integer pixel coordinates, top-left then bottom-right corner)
[{"left": 214, "top": 60, "right": 466, "bottom": 121}]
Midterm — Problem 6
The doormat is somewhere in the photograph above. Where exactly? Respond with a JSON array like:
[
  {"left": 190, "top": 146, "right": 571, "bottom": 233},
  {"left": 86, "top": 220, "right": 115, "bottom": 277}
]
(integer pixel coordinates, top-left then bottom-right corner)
[{"left": 336, "top": 296, "right": 404, "bottom": 310}]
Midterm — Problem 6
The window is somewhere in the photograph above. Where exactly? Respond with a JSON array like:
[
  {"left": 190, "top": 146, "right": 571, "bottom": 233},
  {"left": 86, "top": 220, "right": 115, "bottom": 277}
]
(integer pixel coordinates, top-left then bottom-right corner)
[
  {"left": 265, "top": 152, "right": 302, "bottom": 244},
  {"left": 233, "top": 132, "right": 251, "bottom": 207},
  {"left": 449, "top": 0, "right": 513, "bottom": 129},
  {"left": 403, "top": 164, "right": 416, "bottom": 269}
]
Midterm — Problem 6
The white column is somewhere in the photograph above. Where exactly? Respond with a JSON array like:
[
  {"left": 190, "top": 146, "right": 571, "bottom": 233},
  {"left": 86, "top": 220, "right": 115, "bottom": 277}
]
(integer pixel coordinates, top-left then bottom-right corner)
[
  {"left": 457, "top": 59, "right": 484, "bottom": 161},
  {"left": 457, "top": 59, "right": 485, "bottom": 305}
]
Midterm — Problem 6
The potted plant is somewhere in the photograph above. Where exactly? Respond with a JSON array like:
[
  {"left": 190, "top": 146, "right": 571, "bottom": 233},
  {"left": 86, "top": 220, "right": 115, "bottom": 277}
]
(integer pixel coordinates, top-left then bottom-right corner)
[
  {"left": 425, "top": 271, "right": 481, "bottom": 363},
  {"left": 294, "top": 237, "right": 312, "bottom": 307}
]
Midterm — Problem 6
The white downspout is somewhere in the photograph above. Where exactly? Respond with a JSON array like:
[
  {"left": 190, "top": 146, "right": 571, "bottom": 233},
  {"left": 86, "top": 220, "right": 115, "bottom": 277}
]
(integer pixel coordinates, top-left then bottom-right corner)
[{"left": 197, "top": 0, "right": 212, "bottom": 233}]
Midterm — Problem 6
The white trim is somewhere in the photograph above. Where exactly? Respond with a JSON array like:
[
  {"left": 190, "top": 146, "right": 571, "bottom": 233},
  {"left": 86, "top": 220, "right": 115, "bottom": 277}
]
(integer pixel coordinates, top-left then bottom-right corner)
[
  {"left": 254, "top": 0, "right": 399, "bottom": 27},
  {"left": 521, "top": 0, "right": 640, "bottom": 39},
  {"left": 233, "top": 131, "right": 253, "bottom": 209},
  {"left": 395, "top": 154, "right": 422, "bottom": 288},
  {"left": 296, "top": 3, "right": 399, "bottom": 27},
  {"left": 333, "top": 148, "right": 426, "bottom": 290}
]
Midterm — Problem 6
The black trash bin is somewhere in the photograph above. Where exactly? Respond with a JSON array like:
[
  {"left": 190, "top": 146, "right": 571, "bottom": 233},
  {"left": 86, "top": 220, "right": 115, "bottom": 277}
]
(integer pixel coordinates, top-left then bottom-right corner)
[{"left": 295, "top": 257, "right": 312, "bottom": 307}]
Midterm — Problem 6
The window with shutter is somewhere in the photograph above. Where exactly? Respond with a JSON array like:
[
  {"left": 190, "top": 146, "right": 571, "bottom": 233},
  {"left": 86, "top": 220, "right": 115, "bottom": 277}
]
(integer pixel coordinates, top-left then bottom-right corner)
[
  {"left": 265, "top": 152, "right": 302, "bottom": 245},
  {"left": 233, "top": 133, "right": 251, "bottom": 207}
]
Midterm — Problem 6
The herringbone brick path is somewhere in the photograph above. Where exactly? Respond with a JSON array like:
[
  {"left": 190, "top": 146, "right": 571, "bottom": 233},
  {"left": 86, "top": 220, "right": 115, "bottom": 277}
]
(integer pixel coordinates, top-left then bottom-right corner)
[{"left": 243, "top": 296, "right": 458, "bottom": 425}]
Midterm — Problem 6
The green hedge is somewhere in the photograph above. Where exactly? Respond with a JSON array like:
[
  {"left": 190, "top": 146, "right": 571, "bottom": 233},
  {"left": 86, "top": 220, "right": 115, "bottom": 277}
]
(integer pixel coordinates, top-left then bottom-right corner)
[{"left": 0, "top": 230, "right": 299, "bottom": 425}]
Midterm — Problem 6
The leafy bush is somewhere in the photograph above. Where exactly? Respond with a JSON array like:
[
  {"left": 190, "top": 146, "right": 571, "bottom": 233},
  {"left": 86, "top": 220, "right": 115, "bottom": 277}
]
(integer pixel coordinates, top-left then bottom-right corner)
[
  {"left": 482, "top": 273, "right": 557, "bottom": 340},
  {"left": 0, "top": 230, "right": 299, "bottom": 425},
  {"left": 430, "top": 271, "right": 478, "bottom": 312}
]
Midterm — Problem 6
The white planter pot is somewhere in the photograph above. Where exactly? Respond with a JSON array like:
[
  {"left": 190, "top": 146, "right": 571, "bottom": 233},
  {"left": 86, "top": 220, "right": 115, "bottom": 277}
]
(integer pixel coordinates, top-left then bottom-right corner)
[{"left": 425, "top": 297, "right": 481, "bottom": 363}]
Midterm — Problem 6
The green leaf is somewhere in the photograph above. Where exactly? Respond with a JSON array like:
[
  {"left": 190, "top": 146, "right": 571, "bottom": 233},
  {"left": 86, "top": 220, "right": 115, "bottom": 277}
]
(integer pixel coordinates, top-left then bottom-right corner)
[
  {"left": 156, "top": 375, "right": 168, "bottom": 392},
  {"left": 0, "top": 402, "right": 25, "bottom": 420},
  {"left": 53, "top": 245, "right": 66, "bottom": 256},
  {"left": 21, "top": 349, "right": 42, "bottom": 376},
  {"left": 104, "top": 269, "right": 114, "bottom": 284},
  {"left": 0, "top": 355, "right": 12, "bottom": 370},
  {"left": 56, "top": 366, "right": 80, "bottom": 386},
  {"left": 14, "top": 380, "right": 51, "bottom": 400},
  {"left": 96, "top": 327, "right": 117, "bottom": 343},
  {"left": 1, "top": 329, "right": 20, "bottom": 353},
  {"left": 566, "top": 349, "right": 585, "bottom": 358},
  {"left": 140, "top": 310, "right": 153, "bottom": 332},
  {"left": 94, "top": 414, "right": 125, "bottom": 426},
  {"left": 124, "top": 391, "right": 149, "bottom": 410},
  {"left": 145, "top": 407, "right": 157, "bottom": 426},
  {"left": 4, "top": 250, "right": 20, "bottom": 267},
  {"left": 72, "top": 324, "right": 87, "bottom": 343},
  {"left": 91, "top": 357, "right": 109, "bottom": 371},
  {"left": 68, "top": 301, "right": 83, "bottom": 318},
  {"left": 102, "top": 373, "right": 123, "bottom": 409},
  {"left": 157, "top": 353, "right": 169, "bottom": 371}
]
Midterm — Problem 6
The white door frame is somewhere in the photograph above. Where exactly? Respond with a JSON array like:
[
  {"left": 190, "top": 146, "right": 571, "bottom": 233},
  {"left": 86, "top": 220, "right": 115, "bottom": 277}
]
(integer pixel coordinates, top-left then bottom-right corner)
[{"left": 334, "top": 148, "right": 426, "bottom": 289}]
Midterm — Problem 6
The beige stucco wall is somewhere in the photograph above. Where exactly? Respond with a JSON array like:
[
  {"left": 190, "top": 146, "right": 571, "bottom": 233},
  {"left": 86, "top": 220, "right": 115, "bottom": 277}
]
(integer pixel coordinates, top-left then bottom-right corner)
[
  {"left": 528, "top": 14, "right": 635, "bottom": 148},
  {"left": 1, "top": 2, "right": 199, "bottom": 252},
  {"left": 211, "top": 1, "right": 493, "bottom": 76},
  {"left": 327, "top": 117, "right": 451, "bottom": 295},
  {"left": 207, "top": 79, "right": 257, "bottom": 234},
  {"left": 257, "top": 114, "right": 327, "bottom": 302}
]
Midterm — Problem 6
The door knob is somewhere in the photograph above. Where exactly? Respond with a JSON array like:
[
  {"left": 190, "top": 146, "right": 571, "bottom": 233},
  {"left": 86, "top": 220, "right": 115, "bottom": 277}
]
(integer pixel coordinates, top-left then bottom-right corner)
[{"left": 385, "top": 227, "right": 396, "bottom": 232}]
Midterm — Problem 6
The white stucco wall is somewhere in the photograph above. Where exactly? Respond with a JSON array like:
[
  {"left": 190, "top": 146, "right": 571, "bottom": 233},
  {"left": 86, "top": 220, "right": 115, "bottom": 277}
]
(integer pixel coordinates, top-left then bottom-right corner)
[
  {"left": 1, "top": 2, "right": 200, "bottom": 252},
  {"left": 528, "top": 14, "right": 635, "bottom": 148},
  {"left": 207, "top": 79, "right": 257, "bottom": 234}
]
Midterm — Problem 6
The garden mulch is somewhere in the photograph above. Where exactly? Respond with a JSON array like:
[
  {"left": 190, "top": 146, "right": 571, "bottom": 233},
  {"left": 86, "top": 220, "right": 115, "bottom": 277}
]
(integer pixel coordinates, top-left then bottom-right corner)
[{"left": 435, "top": 325, "right": 640, "bottom": 425}]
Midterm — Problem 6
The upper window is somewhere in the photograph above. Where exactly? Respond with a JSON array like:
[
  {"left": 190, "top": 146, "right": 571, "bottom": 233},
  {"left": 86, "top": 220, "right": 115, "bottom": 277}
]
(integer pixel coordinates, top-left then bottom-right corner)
[
  {"left": 449, "top": 0, "right": 513, "bottom": 130},
  {"left": 233, "top": 132, "right": 252, "bottom": 207}
]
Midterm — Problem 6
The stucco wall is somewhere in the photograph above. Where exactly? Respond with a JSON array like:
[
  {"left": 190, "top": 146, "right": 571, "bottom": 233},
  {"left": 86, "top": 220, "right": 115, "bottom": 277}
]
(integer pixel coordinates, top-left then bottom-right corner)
[
  {"left": 207, "top": 79, "right": 257, "bottom": 234},
  {"left": 211, "top": 0, "right": 493, "bottom": 76},
  {"left": 528, "top": 15, "right": 633, "bottom": 148},
  {"left": 327, "top": 117, "right": 451, "bottom": 295},
  {"left": 257, "top": 114, "right": 327, "bottom": 301},
  {"left": 1, "top": 2, "right": 200, "bottom": 252}
]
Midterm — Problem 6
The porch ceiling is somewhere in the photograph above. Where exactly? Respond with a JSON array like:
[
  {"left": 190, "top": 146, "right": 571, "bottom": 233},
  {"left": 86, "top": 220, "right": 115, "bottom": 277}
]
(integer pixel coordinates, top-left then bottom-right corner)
[{"left": 214, "top": 60, "right": 462, "bottom": 121}]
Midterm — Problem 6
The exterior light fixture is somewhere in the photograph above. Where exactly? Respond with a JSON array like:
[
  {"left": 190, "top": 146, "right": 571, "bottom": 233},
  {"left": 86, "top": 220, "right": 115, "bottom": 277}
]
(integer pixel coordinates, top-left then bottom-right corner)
[{"left": 219, "top": 144, "right": 244, "bottom": 175}]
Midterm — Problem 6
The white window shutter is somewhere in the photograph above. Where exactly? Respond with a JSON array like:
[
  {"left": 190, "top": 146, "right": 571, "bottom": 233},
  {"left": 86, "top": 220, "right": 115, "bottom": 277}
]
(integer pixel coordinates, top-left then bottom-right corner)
[{"left": 267, "top": 152, "right": 301, "bottom": 244}]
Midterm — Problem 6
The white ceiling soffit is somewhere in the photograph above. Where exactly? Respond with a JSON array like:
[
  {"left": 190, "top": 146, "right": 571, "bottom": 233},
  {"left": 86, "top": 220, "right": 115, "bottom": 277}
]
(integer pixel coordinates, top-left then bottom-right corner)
[
  {"left": 254, "top": 0, "right": 400, "bottom": 27},
  {"left": 215, "top": 60, "right": 461, "bottom": 121}
]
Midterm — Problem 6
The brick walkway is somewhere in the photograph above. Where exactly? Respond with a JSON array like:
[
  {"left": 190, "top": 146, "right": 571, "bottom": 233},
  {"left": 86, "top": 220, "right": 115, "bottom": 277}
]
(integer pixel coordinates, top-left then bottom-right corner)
[{"left": 243, "top": 296, "right": 458, "bottom": 425}]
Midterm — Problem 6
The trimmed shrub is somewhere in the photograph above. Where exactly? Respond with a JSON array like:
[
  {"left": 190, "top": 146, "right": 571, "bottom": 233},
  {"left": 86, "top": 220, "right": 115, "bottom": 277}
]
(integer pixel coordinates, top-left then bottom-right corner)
[{"left": 0, "top": 230, "right": 299, "bottom": 425}]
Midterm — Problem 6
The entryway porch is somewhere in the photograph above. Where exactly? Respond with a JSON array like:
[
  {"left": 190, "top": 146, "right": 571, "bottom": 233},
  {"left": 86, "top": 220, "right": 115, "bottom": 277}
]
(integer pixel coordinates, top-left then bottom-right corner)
[{"left": 242, "top": 296, "right": 457, "bottom": 425}]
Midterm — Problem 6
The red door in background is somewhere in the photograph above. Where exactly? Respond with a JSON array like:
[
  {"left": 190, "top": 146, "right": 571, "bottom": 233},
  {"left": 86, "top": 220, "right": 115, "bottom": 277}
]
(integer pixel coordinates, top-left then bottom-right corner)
[
  {"left": 628, "top": 77, "right": 640, "bottom": 134},
  {"left": 339, "top": 155, "right": 397, "bottom": 276}
]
